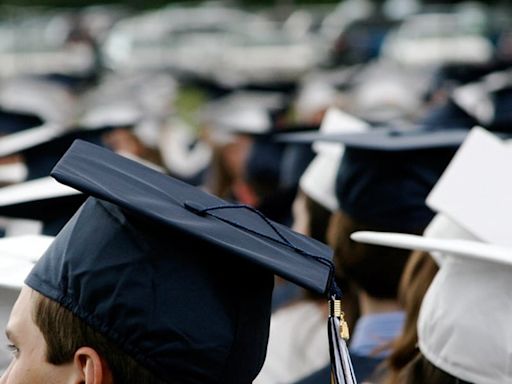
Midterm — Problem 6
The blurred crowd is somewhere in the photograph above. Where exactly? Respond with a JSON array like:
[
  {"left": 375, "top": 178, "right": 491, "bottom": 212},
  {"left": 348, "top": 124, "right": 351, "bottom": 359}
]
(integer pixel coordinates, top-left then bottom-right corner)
[{"left": 0, "top": 0, "right": 511, "bottom": 383}]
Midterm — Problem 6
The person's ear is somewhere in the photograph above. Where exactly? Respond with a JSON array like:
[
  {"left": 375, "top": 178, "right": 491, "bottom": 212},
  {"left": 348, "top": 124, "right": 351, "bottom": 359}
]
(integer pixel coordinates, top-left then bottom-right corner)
[{"left": 72, "top": 347, "right": 113, "bottom": 384}]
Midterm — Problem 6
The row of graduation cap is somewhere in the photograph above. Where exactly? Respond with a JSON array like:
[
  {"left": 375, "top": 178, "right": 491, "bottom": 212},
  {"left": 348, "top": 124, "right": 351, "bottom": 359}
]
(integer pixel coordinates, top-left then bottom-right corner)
[
  {"left": 0, "top": 113, "right": 510, "bottom": 384},
  {"left": 1, "top": 59, "right": 512, "bottom": 235},
  {"left": 0, "top": 69, "right": 511, "bottom": 382}
]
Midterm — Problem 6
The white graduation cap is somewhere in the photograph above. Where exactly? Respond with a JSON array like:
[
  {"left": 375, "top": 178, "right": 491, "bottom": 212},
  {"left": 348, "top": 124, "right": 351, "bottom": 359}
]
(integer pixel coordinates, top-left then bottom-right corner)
[
  {"left": 79, "top": 102, "right": 144, "bottom": 130},
  {"left": 299, "top": 108, "right": 369, "bottom": 211},
  {"left": 0, "top": 77, "right": 77, "bottom": 125},
  {"left": 295, "top": 81, "right": 338, "bottom": 122},
  {"left": 0, "top": 235, "right": 54, "bottom": 289},
  {"left": 0, "top": 176, "right": 81, "bottom": 207},
  {"left": 351, "top": 126, "right": 512, "bottom": 384},
  {"left": 0, "top": 122, "right": 72, "bottom": 158}
]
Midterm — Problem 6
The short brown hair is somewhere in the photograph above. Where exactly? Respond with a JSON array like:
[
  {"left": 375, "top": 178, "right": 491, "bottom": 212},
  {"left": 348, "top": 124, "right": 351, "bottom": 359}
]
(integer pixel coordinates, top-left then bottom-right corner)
[{"left": 31, "top": 291, "right": 166, "bottom": 384}]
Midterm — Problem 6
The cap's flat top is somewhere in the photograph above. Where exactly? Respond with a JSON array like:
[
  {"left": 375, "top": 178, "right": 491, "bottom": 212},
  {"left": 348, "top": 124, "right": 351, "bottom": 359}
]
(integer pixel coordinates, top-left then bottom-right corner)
[
  {"left": 275, "top": 127, "right": 471, "bottom": 151},
  {"left": 51, "top": 140, "right": 335, "bottom": 295}
]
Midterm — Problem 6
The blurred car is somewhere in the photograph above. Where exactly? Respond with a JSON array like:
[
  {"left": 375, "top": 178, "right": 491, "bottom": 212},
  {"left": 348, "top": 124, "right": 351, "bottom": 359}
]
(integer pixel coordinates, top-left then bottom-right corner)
[
  {"left": 102, "top": 4, "right": 328, "bottom": 86},
  {"left": 0, "top": 8, "right": 96, "bottom": 78},
  {"left": 380, "top": 10, "right": 494, "bottom": 66}
]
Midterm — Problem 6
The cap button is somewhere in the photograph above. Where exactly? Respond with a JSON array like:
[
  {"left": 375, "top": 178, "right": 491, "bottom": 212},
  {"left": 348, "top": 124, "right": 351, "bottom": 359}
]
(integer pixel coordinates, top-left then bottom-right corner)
[{"left": 184, "top": 201, "right": 207, "bottom": 216}]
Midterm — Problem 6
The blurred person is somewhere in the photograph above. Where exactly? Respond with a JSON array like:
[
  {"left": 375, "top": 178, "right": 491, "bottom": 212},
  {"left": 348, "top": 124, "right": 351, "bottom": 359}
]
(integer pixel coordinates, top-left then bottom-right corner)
[
  {"left": 352, "top": 127, "right": 512, "bottom": 384},
  {"left": 256, "top": 109, "right": 367, "bottom": 383},
  {"left": 292, "top": 121, "right": 460, "bottom": 384}
]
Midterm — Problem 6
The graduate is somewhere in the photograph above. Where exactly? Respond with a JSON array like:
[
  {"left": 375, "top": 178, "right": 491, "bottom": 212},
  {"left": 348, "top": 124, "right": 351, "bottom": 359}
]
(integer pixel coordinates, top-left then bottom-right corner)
[{"left": 0, "top": 140, "right": 357, "bottom": 384}]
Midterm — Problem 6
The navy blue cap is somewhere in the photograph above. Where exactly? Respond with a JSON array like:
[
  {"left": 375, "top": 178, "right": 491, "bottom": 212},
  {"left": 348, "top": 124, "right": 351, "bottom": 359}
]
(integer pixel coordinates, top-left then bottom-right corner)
[
  {"left": 0, "top": 109, "right": 44, "bottom": 134},
  {"left": 336, "top": 145, "right": 457, "bottom": 232},
  {"left": 25, "top": 140, "right": 337, "bottom": 383},
  {"left": 274, "top": 126, "right": 470, "bottom": 150}
]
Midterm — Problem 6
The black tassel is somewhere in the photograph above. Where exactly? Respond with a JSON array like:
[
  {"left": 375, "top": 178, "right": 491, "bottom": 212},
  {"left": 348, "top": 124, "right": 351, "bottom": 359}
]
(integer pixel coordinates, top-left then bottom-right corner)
[{"left": 328, "top": 298, "right": 357, "bottom": 384}]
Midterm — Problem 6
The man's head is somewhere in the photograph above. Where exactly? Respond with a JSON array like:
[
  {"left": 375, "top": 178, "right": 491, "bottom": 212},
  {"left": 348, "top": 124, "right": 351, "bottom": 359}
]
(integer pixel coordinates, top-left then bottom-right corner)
[{"left": 1, "top": 286, "right": 164, "bottom": 384}]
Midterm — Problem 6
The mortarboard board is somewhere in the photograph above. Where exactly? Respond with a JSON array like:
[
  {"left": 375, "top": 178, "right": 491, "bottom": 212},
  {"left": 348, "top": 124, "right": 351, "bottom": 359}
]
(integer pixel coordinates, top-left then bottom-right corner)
[
  {"left": 351, "top": 127, "right": 512, "bottom": 384},
  {"left": 0, "top": 77, "right": 77, "bottom": 127},
  {"left": 25, "top": 140, "right": 357, "bottom": 384},
  {"left": 0, "top": 177, "right": 83, "bottom": 236}
]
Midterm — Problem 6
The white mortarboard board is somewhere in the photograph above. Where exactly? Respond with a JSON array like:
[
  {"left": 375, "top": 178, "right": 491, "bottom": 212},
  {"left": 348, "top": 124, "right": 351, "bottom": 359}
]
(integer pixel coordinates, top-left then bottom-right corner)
[
  {"left": 79, "top": 102, "right": 143, "bottom": 130},
  {"left": 295, "top": 81, "right": 338, "bottom": 122},
  {"left": 0, "top": 177, "right": 83, "bottom": 236},
  {"left": 0, "top": 235, "right": 54, "bottom": 290},
  {"left": 0, "top": 77, "right": 77, "bottom": 125},
  {"left": 0, "top": 122, "right": 71, "bottom": 158},
  {"left": 351, "top": 126, "right": 512, "bottom": 384},
  {"left": 426, "top": 126, "right": 512, "bottom": 246},
  {"left": 299, "top": 108, "right": 369, "bottom": 211}
]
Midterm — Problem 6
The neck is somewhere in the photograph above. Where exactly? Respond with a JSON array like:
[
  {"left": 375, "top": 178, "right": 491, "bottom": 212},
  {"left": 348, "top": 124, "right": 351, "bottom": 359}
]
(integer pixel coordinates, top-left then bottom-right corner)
[{"left": 358, "top": 291, "right": 401, "bottom": 316}]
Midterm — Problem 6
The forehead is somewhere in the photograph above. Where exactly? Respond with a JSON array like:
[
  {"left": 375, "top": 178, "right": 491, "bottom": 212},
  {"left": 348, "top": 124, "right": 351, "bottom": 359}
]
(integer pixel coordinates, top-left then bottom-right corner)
[{"left": 6, "top": 287, "right": 36, "bottom": 338}]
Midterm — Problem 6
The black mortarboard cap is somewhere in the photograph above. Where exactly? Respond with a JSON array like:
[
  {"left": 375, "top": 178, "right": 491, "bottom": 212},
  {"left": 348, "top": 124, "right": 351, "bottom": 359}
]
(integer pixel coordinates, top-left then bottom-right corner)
[
  {"left": 332, "top": 128, "right": 460, "bottom": 232},
  {"left": 276, "top": 125, "right": 462, "bottom": 232},
  {"left": 0, "top": 109, "right": 44, "bottom": 134},
  {"left": 25, "top": 140, "right": 343, "bottom": 384}
]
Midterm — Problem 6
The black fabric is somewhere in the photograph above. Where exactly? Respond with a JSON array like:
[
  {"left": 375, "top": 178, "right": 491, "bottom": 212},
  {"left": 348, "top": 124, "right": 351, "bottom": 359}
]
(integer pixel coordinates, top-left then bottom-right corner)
[
  {"left": 294, "top": 354, "right": 383, "bottom": 384},
  {"left": 274, "top": 126, "right": 470, "bottom": 150},
  {"left": 26, "top": 198, "right": 273, "bottom": 384},
  {"left": 336, "top": 146, "right": 457, "bottom": 232},
  {"left": 50, "top": 140, "right": 336, "bottom": 295},
  {"left": 0, "top": 109, "right": 44, "bottom": 134}
]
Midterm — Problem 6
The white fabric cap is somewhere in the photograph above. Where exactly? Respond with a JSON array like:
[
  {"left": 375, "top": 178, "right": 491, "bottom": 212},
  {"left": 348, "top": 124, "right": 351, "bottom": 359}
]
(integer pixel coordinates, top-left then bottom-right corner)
[
  {"left": 0, "top": 123, "right": 70, "bottom": 158},
  {"left": 295, "top": 81, "right": 338, "bottom": 121},
  {"left": 0, "top": 78, "right": 76, "bottom": 124},
  {"left": 80, "top": 103, "right": 143, "bottom": 129},
  {"left": 427, "top": 126, "right": 512, "bottom": 246},
  {"left": 0, "top": 177, "right": 80, "bottom": 207},
  {"left": 0, "top": 235, "right": 53, "bottom": 289},
  {"left": 351, "top": 127, "right": 512, "bottom": 384},
  {"left": 299, "top": 108, "right": 368, "bottom": 211}
]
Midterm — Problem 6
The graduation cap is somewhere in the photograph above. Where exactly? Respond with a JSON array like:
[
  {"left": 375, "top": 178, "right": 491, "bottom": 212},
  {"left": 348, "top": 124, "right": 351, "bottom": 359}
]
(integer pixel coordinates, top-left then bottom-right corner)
[
  {"left": 25, "top": 140, "right": 357, "bottom": 384},
  {"left": 335, "top": 130, "right": 459, "bottom": 232},
  {"left": 0, "top": 77, "right": 77, "bottom": 127},
  {"left": 0, "top": 109, "right": 44, "bottom": 135},
  {"left": 351, "top": 127, "right": 512, "bottom": 384},
  {"left": 299, "top": 108, "right": 369, "bottom": 212},
  {"left": 0, "top": 177, "right": 83, "bottom": 236},
  {"left": 277, "top": 120, "right": 462, "bottom": 231}
]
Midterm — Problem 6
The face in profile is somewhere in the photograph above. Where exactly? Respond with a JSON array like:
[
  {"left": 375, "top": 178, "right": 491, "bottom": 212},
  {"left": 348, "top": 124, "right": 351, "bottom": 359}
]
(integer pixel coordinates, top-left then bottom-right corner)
[{"left": 0, "top": 287, "right": 74, "bottom": 384}]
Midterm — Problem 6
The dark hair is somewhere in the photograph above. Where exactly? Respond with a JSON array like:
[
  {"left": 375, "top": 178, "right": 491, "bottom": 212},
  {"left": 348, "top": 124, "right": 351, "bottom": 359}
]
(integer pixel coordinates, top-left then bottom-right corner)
[
  {"left": 327, "top": 211, "right": 412, "bottom": 299},
  {"left": 32, "top": 291, "right": 166, "bottom": 384},
  {"left": 397, "top": 353, "right": 472, "bottom": 384}
]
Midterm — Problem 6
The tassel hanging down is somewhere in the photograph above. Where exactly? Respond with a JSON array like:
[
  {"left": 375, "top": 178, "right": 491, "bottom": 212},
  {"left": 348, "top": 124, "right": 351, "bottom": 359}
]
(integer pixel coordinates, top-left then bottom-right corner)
[{"left": 328, "top": 297, "right": 357, "bottom": 384}]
